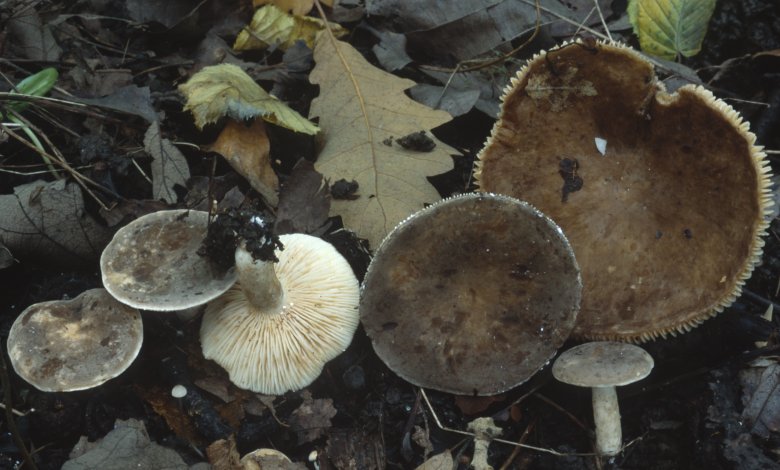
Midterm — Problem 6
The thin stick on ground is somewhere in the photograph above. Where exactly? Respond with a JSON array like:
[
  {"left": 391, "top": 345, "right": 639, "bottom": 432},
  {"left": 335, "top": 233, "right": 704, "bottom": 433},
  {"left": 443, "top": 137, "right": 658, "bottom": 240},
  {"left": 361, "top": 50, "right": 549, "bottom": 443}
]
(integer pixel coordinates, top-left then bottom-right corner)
[{"left": 419, "top": 388, "right": 595, "bottom": 457}]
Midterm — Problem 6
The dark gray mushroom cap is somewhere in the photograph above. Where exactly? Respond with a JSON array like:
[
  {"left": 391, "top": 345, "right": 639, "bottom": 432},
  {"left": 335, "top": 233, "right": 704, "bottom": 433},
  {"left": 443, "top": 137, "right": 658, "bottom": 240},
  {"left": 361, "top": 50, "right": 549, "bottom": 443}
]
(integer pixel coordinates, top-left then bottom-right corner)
[
  {"left": 7, "top": 288, "right": 143, "bottom": 392},
  {"left": 100, "top": 209, "right": 236, "bottom": 311},
  {"left": 552, "top": 341, "right": 654, "bottom": 388},
  {"left": 360, "top": 192, "right": 582, "bottom": 395}
]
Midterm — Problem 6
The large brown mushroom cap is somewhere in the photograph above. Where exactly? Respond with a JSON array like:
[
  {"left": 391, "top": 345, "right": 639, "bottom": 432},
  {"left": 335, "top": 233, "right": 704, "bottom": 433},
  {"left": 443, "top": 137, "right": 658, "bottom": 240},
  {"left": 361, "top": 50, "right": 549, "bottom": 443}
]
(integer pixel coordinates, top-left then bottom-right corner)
[
  {"left": 7, "top": 288, "right": 143, "bottom": 392},
  {"left": 360, "top": 193, "right": 582, "bottom": 395},
  {"left": 200, "top": 233, "right": 360, "bottom": 395},
  {"left": 476, "top": 40, "right": 772, "bottom": 342},
  {"left": 101, "top": 209, "right": 236, "bottom": 311}
]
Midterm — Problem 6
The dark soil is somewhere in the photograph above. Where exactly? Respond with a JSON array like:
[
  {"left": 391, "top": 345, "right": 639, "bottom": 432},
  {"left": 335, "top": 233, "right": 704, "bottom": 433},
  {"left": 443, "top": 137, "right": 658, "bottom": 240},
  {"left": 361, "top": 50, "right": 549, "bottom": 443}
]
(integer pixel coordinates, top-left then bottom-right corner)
[{"left": 1, "top": 0, "right": 780, "bottom": 469}]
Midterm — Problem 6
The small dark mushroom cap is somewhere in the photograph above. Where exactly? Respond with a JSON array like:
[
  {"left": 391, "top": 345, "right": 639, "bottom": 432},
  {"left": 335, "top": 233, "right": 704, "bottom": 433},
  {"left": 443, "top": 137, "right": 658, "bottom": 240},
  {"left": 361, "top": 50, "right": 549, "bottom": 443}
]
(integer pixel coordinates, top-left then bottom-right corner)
[
  {"left": 7, "top": 288, "right": 143, "bottom": 392},
  {"left": 101, "top": 209, "right": 237, "bottom": 311},
  {"left": 552, "top": 341, "right": 654, "bottom": 388},
  {"left": 476, "top": 40, "right": 772, "bottom": 342},
  {"left": 360, "top": 193, "right": 582, "bottom": 395}
]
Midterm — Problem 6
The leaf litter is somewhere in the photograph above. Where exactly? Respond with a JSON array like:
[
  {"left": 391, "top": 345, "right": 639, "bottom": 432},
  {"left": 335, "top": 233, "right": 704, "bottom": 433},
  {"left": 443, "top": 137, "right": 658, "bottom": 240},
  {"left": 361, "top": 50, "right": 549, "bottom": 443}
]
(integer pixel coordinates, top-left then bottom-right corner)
[{"left": 1, "top": 0, "right": 779, "bottom": 469}]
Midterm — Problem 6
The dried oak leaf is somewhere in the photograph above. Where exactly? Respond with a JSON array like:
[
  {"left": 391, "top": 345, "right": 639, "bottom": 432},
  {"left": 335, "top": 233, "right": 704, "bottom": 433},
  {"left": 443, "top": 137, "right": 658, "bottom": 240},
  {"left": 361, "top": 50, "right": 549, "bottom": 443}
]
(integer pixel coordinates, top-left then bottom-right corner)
[
  {"left": 0, "top": 179, "right": 111, "bottom": 265},
  {"left": 309, "top": 34, "right": 458, "bottom": 248},
  {"left": 62, "top": 419, "right": 189, "bottom": 470},
  {"left": 234, "top": 4, "right": 346, "bottom": 51},
  {"left": 289, "top": 391, "right": 337, "bottom": 444},
  {"left": 275, "top": 159, "right": 330, "bottom": 235},
  {"left": 144, "top": 121, "right": 191, "bottom": 204},
  {"left": 209, "top": 119, "right": 278, "bottom": 206},
  {"left": 180, "top": 63, "right": 319, "bottom": 134}
]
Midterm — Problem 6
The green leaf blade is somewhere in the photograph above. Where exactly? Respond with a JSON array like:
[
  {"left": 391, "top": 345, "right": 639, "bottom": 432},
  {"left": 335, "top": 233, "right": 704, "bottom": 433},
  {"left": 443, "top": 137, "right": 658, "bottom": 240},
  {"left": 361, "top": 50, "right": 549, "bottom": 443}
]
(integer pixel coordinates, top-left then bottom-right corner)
[
  {"left": 628, "top": 0, "right": 716, "bottom": 60},
  {"left": 179, "top": 63, "right": 319, "bottom": 134}
]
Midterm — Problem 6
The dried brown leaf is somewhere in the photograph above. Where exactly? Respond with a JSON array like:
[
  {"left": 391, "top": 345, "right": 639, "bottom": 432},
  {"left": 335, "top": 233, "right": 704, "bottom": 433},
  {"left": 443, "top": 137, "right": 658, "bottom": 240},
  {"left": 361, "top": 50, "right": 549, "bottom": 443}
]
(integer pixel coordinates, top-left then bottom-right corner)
[
  {"left": 309, "top": 34, "right": 457, "bottom": 248},
  {"left": 289, "top": 390, "right": 337, "bottom": 444},
  {"left": 209, "top": 120, "right": 278, "bottom": 206},
  {"left": 143, "top": 121, "right": 191, "bottom": 203},
  {"left": 275, "top": 159, "right": 330, "bottom": 234},
  {"left": 206, "top": 436, "right": 243, "bottom": 470},
  {"left": 0, "top": 179, "right": 111, "bottom": 265}
]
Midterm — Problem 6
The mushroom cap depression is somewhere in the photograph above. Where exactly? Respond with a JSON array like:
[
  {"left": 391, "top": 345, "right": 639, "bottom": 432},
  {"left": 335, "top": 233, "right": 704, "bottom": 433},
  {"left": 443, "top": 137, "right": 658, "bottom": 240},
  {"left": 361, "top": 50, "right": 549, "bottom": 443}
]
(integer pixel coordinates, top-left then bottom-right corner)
[
  {"left": 552, "top": 341, "right": 654, "bottom": 388},
  {"left": 476, "top": 40, "right": 772, "bottom": 342},
  {"left": 360, "top": 193, "right": 582, "bottom": 396},
  {"left": 200, "top": 233, "right": 360, "bottom": 395},
  {"left": 7, "top": 288, "right": 143, "bottom": 392},
  {"left": 101, "top": 209, "right": 236, "bottom": 311}
]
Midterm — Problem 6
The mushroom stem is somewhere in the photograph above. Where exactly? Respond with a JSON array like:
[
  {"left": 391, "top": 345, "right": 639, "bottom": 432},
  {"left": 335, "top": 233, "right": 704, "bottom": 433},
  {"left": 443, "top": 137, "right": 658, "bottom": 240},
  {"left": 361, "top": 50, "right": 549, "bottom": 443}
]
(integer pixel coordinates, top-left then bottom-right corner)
[
  {"left": 234, "top": 246, "right": 284, "bottom": 311},
  {"left": 467, "top": 417, "right": 502, "bottom": 470},
  {"left": 592, "top": 386, "right": 621, "bottom": 456}
]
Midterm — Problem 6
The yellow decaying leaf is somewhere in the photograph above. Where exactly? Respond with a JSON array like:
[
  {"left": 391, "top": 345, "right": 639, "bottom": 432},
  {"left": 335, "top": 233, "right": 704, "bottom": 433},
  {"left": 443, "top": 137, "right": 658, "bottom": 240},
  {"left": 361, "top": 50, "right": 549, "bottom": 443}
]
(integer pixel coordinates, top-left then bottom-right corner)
[
  {"left": 253, "top": 0, "right": 313, "bottom": 15},
  {"left": 252, "top": 0, "right": 333, "bottom": 14},
  {"left": 627, "top": 0, "right": 716, "bottom": 60},
  {"left": 234, "top": 4, "right": 346, "bottom": 52},
  {"left": 209, "top": 120, "right": 279, "bottom": 206},
  {"left": 179, "top": 63, "right": 318, "bottom": 134},
  {"left": 309, "top": 34, "right": 457, "bottom": 248}
]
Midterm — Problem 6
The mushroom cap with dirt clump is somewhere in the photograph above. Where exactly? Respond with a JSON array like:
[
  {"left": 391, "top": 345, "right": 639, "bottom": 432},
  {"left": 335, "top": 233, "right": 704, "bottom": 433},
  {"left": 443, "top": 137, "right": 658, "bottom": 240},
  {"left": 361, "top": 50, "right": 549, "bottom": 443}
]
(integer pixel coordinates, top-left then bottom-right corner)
[
  {"left": 475, "top": 40, "right": 773, "bottom": 342},
  {"left": 101, "top": 209, "right": 237, "bottom": 311},
  {"left": 360, "top": 192, "right": 582, "bottom": 396},
  {"left": 7, "top": 288, "right": 143, "bottom": 392}
]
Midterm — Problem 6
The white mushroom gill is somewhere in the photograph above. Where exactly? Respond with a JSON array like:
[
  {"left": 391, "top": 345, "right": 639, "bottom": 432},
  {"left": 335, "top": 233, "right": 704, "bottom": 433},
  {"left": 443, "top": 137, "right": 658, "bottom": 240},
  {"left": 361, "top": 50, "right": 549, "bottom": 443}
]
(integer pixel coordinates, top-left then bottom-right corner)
[{"left": 200, "top": 233, "right": 360, "bottom": 395}]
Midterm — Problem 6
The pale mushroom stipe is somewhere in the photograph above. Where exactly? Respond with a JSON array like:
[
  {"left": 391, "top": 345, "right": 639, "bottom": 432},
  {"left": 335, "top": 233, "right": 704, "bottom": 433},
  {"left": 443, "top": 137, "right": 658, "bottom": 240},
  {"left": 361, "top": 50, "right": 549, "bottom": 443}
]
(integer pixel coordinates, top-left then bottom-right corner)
[
  {"left": 200, "top": 212, "right": 360, "bottom": 395},
  {"left": 552, "top": 341, "right": 654, "bottom": 456},
  {"left": 476, "top": 39, "right": 772, "bottom": 342}
]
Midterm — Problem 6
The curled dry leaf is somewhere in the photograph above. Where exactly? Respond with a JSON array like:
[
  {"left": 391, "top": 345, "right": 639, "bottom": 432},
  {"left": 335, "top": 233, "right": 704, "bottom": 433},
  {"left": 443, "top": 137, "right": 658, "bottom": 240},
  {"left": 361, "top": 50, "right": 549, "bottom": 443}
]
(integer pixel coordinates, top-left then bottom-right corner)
[
  {"left": 209, "top": 119, "right": 279, "bottom": 206},
  {"left": 289, "top": 391, "right": 337, "bottom": 445},
  {"left": 180, "top": 63, "right": 319, "bottom": 134},
  {"left": 0, "top": 179, "right": 111, "bottom": 265},
  {"left": 144, "top": 121, "right": 191, "bottom": 204},
  {"left": 235, "top": 4, "right": 346, "bottom": 51},
  {"left": 309, "top": 34, "right": 458, "bottom": 248}
]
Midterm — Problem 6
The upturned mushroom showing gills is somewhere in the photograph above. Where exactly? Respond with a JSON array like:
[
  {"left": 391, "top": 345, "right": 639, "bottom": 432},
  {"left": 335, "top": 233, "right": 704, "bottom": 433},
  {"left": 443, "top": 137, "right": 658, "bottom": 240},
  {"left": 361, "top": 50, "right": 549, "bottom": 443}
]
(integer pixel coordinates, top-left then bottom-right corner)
[
  {"left": 7, "top": 288, "right": 143, "bottom": 392},
  {"left": 476, "top": 40, "right": 772, "bottom": 342},
  {"left": 200, "top": 215, "right": 360, "bottom": 395},
  {"left": 101, "top": 209, "right": 237, "bottom": 311},
  {"left": 360, "top": 193, "right": 582, "bottom": 396}
]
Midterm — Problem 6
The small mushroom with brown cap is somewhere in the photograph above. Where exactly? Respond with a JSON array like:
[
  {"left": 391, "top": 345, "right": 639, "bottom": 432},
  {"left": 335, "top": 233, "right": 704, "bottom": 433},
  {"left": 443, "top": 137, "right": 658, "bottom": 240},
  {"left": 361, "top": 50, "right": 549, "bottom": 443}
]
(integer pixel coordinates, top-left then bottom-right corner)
[
  {"left": 552, "top": 341, "right": 654, "bottom": 456},
  {"left": 101, "top": 209, "right": 236, "bottom": 311},
  {"left": 476, "top": 40, "right": 773, "bottom": 342},
  {"left": 360, "top": 192, "right": 582, "bottom": 395},
  {"left": 200, "top": 214, "right": 360, "bottom": 395},
  {"left": 7, "top": 288, "right": 143, "bottom": 392}
]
